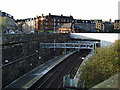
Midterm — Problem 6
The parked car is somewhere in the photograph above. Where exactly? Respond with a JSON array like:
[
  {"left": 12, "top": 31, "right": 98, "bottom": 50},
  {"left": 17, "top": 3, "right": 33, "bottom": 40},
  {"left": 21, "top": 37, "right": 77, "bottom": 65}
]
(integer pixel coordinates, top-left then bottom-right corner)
[
  {"left": 15, "top": 29, "right": 24, "bottom": 34},
  {"left": 9, "top": 30, "right": 15, "bottom": 34},
  {"left": 28, "top": 30, "right": 34, "bottom": 34}
]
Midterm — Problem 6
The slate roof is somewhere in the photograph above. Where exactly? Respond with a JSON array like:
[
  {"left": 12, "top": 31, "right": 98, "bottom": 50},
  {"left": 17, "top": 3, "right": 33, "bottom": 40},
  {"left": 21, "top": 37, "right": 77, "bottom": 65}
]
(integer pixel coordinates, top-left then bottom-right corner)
[
  {"left": 45, "top": 15, "right": 73, "bottom": 19},
  {"left": 56, "top": 23, "right": 72, "bottom": 29},
  {"left": 115, "top": 20, "right": 120, "bottom": 23}
]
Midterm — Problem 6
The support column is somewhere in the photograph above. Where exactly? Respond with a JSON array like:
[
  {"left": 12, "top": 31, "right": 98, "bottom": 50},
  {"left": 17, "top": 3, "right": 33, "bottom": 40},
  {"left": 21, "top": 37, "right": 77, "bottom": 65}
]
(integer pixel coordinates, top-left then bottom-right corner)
[
  {"left": 92, "top": 43, "right": 95, "bottom": 51},
  {"left": 54, "top": 39, "right": 55, "bottom": 51},
  {"left": 95, "top": 42, "right": 97, "bottom": 49},
  {"left": 78, "top": 41, "right": 80, "bottom": 52},
  {"left": 64, "top": 48, "right": 66, "bottom": 54},
  {"left": 78, "top": 48, "right": 80, "bottom": 52},
  {"left": 64, "top": 43, "right": 66, "bottom": 54}
]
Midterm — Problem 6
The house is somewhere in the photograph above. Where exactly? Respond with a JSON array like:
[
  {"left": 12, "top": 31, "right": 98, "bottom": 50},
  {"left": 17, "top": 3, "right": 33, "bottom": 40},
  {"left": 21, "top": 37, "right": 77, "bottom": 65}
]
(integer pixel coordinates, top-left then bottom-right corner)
[{"left": 55, "top": 23, "right": 75, "bottom": 33}]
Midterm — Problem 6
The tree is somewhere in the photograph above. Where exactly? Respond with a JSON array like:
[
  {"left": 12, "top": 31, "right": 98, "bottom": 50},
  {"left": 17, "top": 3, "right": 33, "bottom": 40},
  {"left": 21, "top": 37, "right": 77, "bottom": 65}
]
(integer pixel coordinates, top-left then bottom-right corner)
[
  {"left": 78, "top": 40, "right": 119, "bottom": 88},
  {"left": 0, "top": 16, "right": 7, "bottom": 33}
]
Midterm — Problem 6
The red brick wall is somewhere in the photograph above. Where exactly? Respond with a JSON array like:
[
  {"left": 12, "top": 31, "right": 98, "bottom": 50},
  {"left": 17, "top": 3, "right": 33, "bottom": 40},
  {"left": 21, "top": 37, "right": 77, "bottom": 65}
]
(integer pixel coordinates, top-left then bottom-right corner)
[{"left": 35, "top": 15, "right": 74, "bottom": 32}]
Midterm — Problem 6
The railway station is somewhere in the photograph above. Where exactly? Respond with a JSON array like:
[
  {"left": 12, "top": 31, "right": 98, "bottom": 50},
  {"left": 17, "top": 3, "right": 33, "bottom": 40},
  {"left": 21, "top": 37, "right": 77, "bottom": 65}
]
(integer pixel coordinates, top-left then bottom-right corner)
[{"left": 2, "top": 33, "right": 119, "bottom": 89}]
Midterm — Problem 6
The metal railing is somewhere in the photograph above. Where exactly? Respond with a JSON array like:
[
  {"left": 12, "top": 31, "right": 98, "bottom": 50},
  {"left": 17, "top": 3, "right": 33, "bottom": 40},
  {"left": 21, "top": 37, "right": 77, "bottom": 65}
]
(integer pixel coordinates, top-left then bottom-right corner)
[{"left": 40, "top": 42, "right": 95, "bottom": 50}]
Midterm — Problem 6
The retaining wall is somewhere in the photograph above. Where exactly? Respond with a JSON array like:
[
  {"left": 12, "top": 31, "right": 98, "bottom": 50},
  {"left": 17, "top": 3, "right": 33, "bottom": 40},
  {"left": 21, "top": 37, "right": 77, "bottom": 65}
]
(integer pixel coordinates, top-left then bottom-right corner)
[{"left": 2, "top": 33, "right": 70, "bottom": 87}]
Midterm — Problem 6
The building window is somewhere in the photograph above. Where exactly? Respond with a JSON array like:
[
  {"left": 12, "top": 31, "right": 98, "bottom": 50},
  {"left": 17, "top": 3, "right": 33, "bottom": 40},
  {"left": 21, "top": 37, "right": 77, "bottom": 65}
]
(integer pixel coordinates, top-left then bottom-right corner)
[
  {"left": 64, "top": 19, "right": 66, "bottom": 22},
  {"left": 46, "top": 23, "right": 48, "bottom": 25},
  {"left": 54, "top": 18, "right": 56, "bottom": 22},
  {"left": 46, "top": 19, "right": 48, "bottom": 21},
  {"left": 72, "top": 20, "right": 74, "bottom": 23},
  {"left": 58, "top": 23, "right": 60, "bottom": 26},
  {"left": 58, "top": 19, "right": 60, "bottom": 22},
  {"left": 67, "top": 20, "right": 69, "bottom": 22}
]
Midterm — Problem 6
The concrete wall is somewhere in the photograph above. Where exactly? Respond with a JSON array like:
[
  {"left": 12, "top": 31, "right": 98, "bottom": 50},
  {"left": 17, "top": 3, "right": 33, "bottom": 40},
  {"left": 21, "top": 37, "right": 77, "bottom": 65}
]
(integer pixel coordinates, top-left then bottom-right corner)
[
  {"left": 70, "top": 33, "right": 119, "bottom": 47},
  {"left": 2, "top": 33, "right": 70, "bottom": 87}
]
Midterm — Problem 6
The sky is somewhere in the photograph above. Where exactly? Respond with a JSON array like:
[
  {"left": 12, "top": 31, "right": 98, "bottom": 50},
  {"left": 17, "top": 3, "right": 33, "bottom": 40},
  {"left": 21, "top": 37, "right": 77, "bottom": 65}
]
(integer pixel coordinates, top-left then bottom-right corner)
[{"left": 0, "top": 0, "right": 119, "bottom": 21}]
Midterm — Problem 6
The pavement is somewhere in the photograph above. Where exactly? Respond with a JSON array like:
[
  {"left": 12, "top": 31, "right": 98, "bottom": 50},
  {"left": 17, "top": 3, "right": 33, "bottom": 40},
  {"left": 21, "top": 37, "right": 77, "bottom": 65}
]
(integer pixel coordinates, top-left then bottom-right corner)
[
  {"left": 90, "top": 72, "right": 120, "bottom": 89},
  {"left": 4, "top": 50, "right": 77, "bottom": 89}
]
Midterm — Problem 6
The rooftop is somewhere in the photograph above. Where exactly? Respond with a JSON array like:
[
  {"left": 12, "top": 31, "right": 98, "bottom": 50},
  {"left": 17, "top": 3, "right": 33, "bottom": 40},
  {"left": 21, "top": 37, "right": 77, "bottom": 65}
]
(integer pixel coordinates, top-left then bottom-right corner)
[
  {"left": 2, "top": 12, "right": 14, "bottom": 19},
  {"left": 45, "top": 13, "right": 73, "bottom": 19},
  {"left": 56, "top": 23, "right": 72, "bottom": 29}
]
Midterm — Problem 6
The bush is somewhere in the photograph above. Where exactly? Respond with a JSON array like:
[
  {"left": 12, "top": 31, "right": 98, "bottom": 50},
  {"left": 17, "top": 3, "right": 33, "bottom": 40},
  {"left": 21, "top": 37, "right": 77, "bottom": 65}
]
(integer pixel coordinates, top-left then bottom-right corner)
[{"left": 78, "top": 40, "right": 120, "bottom": 88}]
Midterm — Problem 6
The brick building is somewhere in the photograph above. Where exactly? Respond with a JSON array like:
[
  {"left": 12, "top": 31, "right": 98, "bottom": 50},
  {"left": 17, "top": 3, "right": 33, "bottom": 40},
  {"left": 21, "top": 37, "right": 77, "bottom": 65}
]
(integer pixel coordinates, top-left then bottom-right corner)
[{"left": 35, "top": 13, "right": 75, "bottom": 33}]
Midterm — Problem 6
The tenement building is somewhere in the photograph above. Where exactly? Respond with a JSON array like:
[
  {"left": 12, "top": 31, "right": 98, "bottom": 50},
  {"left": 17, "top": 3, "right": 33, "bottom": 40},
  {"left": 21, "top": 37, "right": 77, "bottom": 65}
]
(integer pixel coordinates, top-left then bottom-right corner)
[
  {"left": 75, "top": 19, "right": 104, "bottom": 32},
  {"left": 114, "top": 20, "right": 120, "bottom": 30},
  {"left": 35, "top": 13, "right": 75, "bottom": 33},
  {"left": 22, "top": 18, "right": 35, "bottom": 33},
  {"left": 1, "top": 12, "right": 15, "bottom": 33},
  {"left": 76, "top": 20, "right": 96, "bottom": 32},
  {"left": 95, "top": 20, "right": 104, "bottom": 32},
  {"left": 103, "top": 21, "right": 114, "bottom": 32}
]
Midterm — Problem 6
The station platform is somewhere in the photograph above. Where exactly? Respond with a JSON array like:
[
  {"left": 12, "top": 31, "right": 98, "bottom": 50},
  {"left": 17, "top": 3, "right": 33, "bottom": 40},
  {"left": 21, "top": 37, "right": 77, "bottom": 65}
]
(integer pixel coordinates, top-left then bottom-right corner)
[{"left": 4, "top": 50, "right": 77, "bottom": 89}]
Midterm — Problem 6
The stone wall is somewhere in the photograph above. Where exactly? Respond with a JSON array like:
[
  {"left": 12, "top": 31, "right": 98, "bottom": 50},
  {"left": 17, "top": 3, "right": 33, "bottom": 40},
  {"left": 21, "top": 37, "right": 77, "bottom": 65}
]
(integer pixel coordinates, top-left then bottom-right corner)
[{"left": 2, "top": 33, "right": 70, "bottom": 87}]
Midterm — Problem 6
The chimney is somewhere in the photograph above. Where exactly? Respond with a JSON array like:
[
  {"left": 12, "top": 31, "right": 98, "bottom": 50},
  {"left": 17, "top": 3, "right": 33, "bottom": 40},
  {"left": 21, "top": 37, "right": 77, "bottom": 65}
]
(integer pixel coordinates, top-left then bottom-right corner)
[
  {"left": 70, "top": 15, "right": 72, "bottom": 18},
  {"left": 61, "top": 14, "right": 63, "bottom": 17},
  {"left": 49, "top": 13, "right": 51, "bottom": 17},
  {"left": 41, "top": 14, "right": 44, "bottom": 18}
]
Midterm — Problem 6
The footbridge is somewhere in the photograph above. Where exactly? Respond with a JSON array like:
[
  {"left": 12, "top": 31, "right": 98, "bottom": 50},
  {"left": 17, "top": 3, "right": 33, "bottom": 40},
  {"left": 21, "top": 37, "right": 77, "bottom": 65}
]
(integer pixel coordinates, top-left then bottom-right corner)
[{"left": 40, "top": 41, "right": 99, "bottom": 50}]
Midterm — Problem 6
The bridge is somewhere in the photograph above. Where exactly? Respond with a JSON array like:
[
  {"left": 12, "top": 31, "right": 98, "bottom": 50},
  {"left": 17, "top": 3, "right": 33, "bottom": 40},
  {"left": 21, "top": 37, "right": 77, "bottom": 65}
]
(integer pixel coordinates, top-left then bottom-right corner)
[{"left": 40, "top": 41, "right": 99, "bottom": 51}]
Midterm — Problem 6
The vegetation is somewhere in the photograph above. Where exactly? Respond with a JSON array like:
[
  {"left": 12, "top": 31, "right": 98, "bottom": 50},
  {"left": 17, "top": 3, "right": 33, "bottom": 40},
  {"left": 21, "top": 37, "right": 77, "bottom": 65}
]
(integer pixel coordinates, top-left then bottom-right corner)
[
  {"left": 0, "top": 16, "right": 7, "bottom": 33},
  {"left": 78, "top": 40, "right": 120, "bottom": 88}
]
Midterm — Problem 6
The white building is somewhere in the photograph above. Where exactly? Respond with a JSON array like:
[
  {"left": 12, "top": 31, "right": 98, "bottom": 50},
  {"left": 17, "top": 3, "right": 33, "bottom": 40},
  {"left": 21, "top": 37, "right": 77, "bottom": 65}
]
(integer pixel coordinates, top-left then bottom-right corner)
[{"left": 22, "top": 18, "right": 35, "bottom": 33}]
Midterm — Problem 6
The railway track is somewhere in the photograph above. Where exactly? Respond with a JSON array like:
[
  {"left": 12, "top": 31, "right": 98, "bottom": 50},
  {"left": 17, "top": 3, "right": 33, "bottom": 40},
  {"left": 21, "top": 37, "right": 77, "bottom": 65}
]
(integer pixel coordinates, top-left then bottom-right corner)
[{"left": 28, "top": 49, "right": 90, "bottom": 90}]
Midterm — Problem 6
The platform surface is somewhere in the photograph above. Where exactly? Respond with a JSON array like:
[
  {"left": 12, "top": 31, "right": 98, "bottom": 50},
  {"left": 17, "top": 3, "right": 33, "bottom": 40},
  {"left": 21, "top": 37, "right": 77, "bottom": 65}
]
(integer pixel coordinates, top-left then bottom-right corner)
[{"left": 4, "top": 50, "right": 76, "bottom": 89}]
